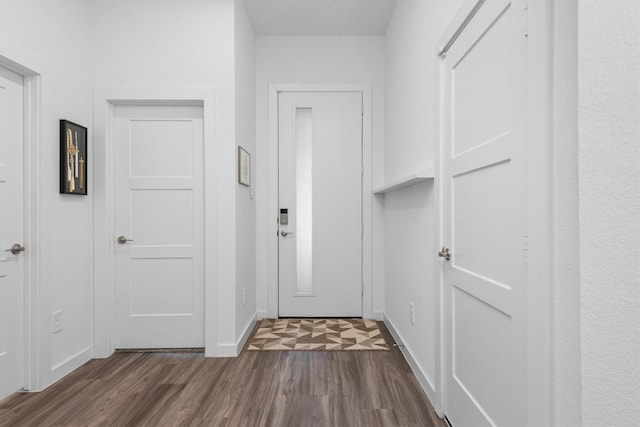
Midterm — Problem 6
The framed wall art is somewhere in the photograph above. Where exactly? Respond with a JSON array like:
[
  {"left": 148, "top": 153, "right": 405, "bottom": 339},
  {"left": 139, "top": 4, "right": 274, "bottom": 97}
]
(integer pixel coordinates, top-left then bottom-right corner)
[
  {"left": 238, "top": 146, "right": 251, "bottom": 186},
  {"left": 60, "top": 119, "right": 88, "bottom": 195}
]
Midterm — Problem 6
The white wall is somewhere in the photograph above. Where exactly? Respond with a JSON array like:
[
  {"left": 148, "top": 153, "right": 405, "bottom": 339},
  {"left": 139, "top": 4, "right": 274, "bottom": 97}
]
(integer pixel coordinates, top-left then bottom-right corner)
[
  {"left": 554, "top": 2, "right": 640, "bottom": 425},
  {"left": 553, "top": 1, "right": 581, "bottom": 425},
  {"left": 90, "top": 0, "right": 241, "bottom": 355},
  {"left": 0, "top": 0, "right": 94, "bottom": 389},
  {"left": 234, "top": 0, "right": 257, "bottom": 345},
  {"left": 383, "top": 0, "right": 463, "bottom": 404},
  {"left": 1, "top": 0, "right": 258, "bottom": 393},
  {"left": 254, "top": 36, "right": 386, "bottom": 317},
  {"left": 577, "top": 1, "right": 640, "bottom": 425}
]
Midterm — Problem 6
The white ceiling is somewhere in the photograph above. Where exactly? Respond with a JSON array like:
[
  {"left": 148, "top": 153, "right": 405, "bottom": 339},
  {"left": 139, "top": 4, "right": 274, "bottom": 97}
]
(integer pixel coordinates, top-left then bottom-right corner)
[{"left": 243, "top": 0, "right": 398, "bottom": 36}]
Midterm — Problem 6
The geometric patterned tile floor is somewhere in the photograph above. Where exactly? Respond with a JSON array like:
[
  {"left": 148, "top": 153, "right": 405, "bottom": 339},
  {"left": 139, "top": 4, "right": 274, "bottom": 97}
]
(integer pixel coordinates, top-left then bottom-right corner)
[{"left": 247, "top": 318, "right": 390, "bottom": 351}]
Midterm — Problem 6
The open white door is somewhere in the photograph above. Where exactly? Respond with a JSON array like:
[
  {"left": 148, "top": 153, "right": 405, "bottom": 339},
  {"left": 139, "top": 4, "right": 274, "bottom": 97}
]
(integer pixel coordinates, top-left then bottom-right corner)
[
  {"left": 0, "top": 66, "right": 25, "bottom": 400},
  {"left": 113, "top": 104, "right": 204, "bottom": 349},
  {"left": 278, "top": 92, "right": 363, "bottom": 317},
  {"left": 441, "top": 0, "right": 528, "bottom": 425}
]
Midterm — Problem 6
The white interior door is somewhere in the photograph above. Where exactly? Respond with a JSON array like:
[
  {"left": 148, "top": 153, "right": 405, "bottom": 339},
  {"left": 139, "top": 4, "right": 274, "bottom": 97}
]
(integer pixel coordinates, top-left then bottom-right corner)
[
  {"left": 441, "top": 1, "right": 528, "bottom": 426},
  {"left": 114, "top": 104, "right": 204, "bottom": 349},
  {"left": 0, "top": 66, "right": 24, "bottom": 400},
  {"left": 278, "top": 92, "right": 363, "bottom": 317}
]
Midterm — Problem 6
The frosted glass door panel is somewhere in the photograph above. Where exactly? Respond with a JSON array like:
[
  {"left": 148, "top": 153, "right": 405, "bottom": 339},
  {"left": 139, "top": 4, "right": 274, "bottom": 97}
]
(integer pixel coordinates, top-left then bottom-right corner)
[{"left": 295, "top": 108, "right": 313, "bottom": 295}]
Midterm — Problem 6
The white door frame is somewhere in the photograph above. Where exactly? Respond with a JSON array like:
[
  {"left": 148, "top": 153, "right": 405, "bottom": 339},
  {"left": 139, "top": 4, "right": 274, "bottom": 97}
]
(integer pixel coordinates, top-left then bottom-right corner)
[
  {"left": 267, "top": 83, "right": 374, "bottom": 319},
  {"left": 0, "top": 48, "right": 42, "bottom": 392},
  {"left": 93, "top": 89, "right": 217, "bottom": 357},
  {"left": 434, "top": 0, "right": 553, "bottom": 424}
]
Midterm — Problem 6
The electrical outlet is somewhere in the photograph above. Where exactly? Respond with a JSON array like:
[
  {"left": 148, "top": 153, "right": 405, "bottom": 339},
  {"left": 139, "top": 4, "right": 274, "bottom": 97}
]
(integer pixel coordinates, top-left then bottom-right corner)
[
  {"left": 53, "top": 310, "right": 63, "bottom": 334},
  {"left": 243, "top": 287, "right": 247, "bottom": 305},
  {"left": 409, "top": 303, "right": 415, "bottom": 325}
]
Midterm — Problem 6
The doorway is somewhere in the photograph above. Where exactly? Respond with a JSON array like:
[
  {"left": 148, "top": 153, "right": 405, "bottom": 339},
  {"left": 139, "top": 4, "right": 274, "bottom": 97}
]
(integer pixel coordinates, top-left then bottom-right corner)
[
  {"left": 439, "top": 0, "right": 532, "bottom": 425},
  {"left": 277, "top": 91, "right": 364, "bottom": 317},
  {"left": 0, "top": 65, "right": 25, "bottom": 400},
  {"left": 112, "top": 103, "right": 205, "bottom": 349}
]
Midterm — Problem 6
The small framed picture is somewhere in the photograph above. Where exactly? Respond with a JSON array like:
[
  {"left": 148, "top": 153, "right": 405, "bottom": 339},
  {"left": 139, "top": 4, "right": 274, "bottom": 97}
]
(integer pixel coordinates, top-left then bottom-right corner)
[
  {"left": 238, "top": 146, "right": 251, "bottom": 186},
  {"left": 60, "top": 120, "right": 88, "bottom": 195}
]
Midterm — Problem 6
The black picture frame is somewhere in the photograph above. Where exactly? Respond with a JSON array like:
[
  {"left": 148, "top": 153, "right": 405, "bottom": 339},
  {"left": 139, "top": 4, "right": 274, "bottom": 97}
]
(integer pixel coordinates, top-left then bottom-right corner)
[{"left": 60, "top": 120, "right": 88, "bottom": 195}]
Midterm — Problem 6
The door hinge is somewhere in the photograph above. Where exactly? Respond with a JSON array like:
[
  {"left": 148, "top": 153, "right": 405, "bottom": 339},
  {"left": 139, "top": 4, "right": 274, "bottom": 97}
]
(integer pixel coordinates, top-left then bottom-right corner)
[
  {"left": 361, "top": 164, "right": 364, "bottom": 176},
  {"left": 523, "top": 1, "right": 529, "bottom": 38},
  {"left": 361, "top": 223, "right": 364, "bottom": 237},
  {"left": 361, "top": 104, "right": 364, "bottom": 116}
]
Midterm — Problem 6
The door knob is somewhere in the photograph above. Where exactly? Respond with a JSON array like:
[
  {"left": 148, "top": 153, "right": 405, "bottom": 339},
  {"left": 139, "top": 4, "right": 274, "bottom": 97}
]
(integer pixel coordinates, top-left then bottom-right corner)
[
  {"left": 438, "top": 247, "right": 451, "bottom": 261},
  {"left": 4, "top": 243, "right": 25, "bottom": 255},
  {"left": 117, "top": 236, "right": 134, "bottom": 245},
  {"left": 280, "top": 230, "right": 295, "bottom": 237}
]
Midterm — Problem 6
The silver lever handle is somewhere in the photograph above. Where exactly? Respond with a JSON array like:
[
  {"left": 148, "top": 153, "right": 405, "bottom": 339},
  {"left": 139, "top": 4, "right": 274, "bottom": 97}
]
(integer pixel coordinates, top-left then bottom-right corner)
[
  {"left": 280, "top": 230, "right": 295, "bottom": 237},
  {"left": 438, "top": 247, "right": 451, "bottom": 261},
  {"left": 117, "top": 236, "right": 134, "bottom": 245},
  {"left": 5, "top": 243, "right": 25, "bottom": 255}
]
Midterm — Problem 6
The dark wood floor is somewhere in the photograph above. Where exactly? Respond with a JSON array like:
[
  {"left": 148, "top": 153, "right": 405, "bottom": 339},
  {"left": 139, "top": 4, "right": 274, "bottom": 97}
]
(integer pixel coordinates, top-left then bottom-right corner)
[{"left": 0, "top": 322, "right": 445, "bottom": 427}]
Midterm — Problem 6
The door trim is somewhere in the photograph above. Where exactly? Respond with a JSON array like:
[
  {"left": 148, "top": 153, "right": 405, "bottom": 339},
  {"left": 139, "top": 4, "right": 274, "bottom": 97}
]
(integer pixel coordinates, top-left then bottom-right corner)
[
  {"left": 0, "top": 48, "right": 42, "bottom": 392},
  {"left": 267, "top": 83, "right": 374, "bottom": 319},
  {"left": 434, "top": 0, "right": 553, "bottom": 424},
  {"left": 92, "top": 89, "right": 217, "bottom": 357}
]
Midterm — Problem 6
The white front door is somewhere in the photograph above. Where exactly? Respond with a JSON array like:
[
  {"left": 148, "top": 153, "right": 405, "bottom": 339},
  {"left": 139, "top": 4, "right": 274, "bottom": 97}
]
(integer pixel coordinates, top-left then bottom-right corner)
[
  {"left": 114, "top": 104, "right": 204, "bottom": 349},
  {"left": 441, "top": 1, "right": 528, "bottom": 426},
  {"left": 278, "top": 92, "right": 363, "bottom": 317},
  {"left": 0, "top": 66, "right": 24, "bottom": 400}
]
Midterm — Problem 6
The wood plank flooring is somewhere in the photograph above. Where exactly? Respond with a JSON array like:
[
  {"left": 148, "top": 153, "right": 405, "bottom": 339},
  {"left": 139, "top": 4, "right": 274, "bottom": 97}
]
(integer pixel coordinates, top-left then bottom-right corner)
[{"left": 0, "top": 322, "right": 446, "bottom": 427}]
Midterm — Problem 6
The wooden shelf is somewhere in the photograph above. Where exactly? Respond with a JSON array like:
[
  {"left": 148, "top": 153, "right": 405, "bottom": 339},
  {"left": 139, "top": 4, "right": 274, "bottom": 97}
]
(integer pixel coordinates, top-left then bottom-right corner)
[{"left": 373, "top": 168, "right": 435, "bottom": 194}]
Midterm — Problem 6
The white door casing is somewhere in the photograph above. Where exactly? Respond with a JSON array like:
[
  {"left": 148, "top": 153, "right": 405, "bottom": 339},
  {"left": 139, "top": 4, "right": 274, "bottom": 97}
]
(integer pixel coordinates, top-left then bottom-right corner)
[
  {"left": 441, "top": 0, "right": 528, "bottom": 425},
  {"left": 113, "top": 103, "right": 205, "bottom": 349},
  {"left": 0, "top": 66, "right": 24, "bottom": 400},
  {"left": 278, "top": 91, "right": 363, "bottom": 317}
]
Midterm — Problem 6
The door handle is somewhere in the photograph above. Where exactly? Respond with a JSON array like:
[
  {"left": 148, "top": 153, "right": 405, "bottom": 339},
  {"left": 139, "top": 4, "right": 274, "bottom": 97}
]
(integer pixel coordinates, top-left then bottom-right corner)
[
  {"left": 438, "top": 247, "right": 451, "bottom": 261},
  {"left": 280, "top": 230, "right": 295, "bottom": 237},
  {"left": 4, "top": 243, "right": 25, "bottom": 255},
  {"left": 117, "top": 236, "right": 134, "bottom": 245}
]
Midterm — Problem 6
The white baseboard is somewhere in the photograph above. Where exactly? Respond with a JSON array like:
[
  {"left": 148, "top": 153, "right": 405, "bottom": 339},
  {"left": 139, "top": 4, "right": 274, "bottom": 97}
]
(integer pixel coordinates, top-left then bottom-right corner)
[
  {"left": 216, "top": 343, "right": 237, "bottom": 357},
  {"left": 258, "top": 311, "right": 379, "bottom": 320},
  {"left": 236, "top": 314, "right": 257, "bottom": 353},
  {"left": 49, "top": 346, "right": 92, "bottom": 387},
  {"left": 384, "top": 316, "right": 443, "bottom": 417},
  {"left": 370, "top": 311, "right": 385, "bottom": 321},
  {"left": 217, "top": 314, "right": 257, "bottom": 357}
]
